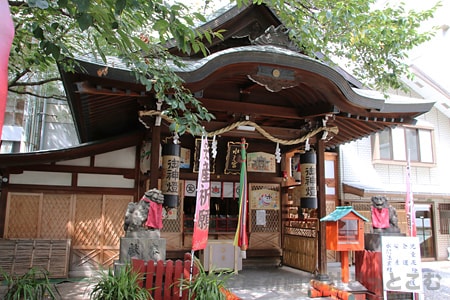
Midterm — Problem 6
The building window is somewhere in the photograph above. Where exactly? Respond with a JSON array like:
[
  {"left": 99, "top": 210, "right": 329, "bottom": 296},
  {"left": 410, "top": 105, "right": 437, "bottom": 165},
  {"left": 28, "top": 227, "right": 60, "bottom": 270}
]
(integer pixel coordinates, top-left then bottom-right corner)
[
  {"left": 338, "top": 219, "right": 359, "bottom": 243},
  {"left": 373, "top": 126, "right": 434, "bottom": 163},
  {"left": 0, "top": 141, "right": 21, "bottom": 153},
  {"left": 379, "top": 128, "right": 392, "bottom": 160},
  {"left": 439, "top": 203, "right": 450, "bottom": 235}
]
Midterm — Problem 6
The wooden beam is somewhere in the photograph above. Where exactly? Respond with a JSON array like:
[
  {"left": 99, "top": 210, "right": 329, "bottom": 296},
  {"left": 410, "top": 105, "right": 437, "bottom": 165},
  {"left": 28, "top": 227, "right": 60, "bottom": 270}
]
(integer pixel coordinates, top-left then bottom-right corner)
[
  {"left": 200, "top": 98, "right": 338, "bottom": 120},
  {"left": 0, "top": 132, "right": 143, "bottom": 168},
  {"left": 8, "top": 164, "right": 136, "bottom": 178},
  {"left": 75, "top": 81, "right": 149, "bottom": 98},
  {"left": 150, "top": 125, "right": 161, "bottom": 189}
]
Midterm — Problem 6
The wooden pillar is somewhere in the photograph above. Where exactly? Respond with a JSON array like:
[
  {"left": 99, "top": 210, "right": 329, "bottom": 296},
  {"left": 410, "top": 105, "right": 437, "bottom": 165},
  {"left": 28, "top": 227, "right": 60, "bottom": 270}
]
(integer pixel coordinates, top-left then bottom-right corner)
[
  {"left": 317, "top": 139, "right": 328, "bottom": 279},
  {"left": 150, "top": 100, "right": 162, "bottom": 189},
  {"left": 0, "top": 175, "right": 8, "bottom": 237}
]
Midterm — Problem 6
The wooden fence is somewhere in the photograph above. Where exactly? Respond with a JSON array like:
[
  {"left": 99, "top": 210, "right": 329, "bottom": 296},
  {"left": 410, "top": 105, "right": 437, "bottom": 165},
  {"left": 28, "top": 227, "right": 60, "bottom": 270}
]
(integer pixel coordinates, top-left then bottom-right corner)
[
  {"left": 0, "top": 239, "right": 70, "bottom": 278},
  {"left": 131, "top": 254, "right": 198, "bottom": 300}
]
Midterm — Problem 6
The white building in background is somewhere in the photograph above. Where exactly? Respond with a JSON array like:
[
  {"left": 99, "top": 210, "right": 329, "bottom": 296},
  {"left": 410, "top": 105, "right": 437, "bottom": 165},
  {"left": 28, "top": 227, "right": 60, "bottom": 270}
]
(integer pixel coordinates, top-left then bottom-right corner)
[
  {"left": 1, "top": 95, "right": 78, "bottom": 153},
  {"left": 340, "top": 1, "right": 450, "bottom": 260}
]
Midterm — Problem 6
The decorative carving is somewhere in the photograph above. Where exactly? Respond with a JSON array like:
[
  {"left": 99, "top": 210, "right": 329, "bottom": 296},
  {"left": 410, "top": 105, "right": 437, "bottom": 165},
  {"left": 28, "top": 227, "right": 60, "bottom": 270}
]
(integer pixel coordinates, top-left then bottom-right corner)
[
  {"left": 233, "top": 20, "right": 264, "bottom": 40},
  {"left": 251, "top": 25, "right": 299, "bottom": 51},
  {"left": 248, "top": 74, "right": 298, "bottom": 92},
  {"left": 248, "top": 65, "right": 301, "bottom": 92},
  {"left": 245, "top": 25, "right": 305, "bottom": 92}
]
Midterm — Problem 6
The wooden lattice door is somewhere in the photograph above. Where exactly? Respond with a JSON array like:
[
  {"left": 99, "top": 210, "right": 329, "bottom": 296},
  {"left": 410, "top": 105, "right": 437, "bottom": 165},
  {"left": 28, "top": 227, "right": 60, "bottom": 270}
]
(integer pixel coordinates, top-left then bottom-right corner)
[
  {"left": 248, "top": 183, "right": 281, "bottom": 252},
  {"left": 71, "top": 194, "right": 131, "bottom": 271}
]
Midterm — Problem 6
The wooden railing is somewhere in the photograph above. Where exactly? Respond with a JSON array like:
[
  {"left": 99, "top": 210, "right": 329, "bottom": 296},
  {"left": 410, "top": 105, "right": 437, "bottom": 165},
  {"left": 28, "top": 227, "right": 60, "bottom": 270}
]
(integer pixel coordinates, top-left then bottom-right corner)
[
  {"left": 284, "top": 218, "right": 319, "bottom": 238},
  {"left": 131, "top": 253, "right": 198, "bottom": 300}
]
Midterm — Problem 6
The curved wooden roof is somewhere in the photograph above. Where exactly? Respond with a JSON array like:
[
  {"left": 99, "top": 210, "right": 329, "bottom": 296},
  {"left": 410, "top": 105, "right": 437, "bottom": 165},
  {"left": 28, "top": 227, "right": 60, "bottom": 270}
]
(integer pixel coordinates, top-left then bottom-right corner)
[{"left": 58, "top": 3, "right": 434, "bottom": 151}]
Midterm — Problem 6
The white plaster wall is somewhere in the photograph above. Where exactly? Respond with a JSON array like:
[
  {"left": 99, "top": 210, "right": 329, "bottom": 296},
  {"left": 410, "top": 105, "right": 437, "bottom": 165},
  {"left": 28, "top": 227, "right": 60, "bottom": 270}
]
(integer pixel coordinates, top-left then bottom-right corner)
[
  {"left": 10, "top": 171, "right": 72, "bottom": 186},
  {"left": 56, "top": 157, "right": 91, "bottom": 166},
  {"left": 94, "top": 146, "right": 136, "bottom": 169},
  {"left": 340, "top": 138, "right": 383, "bottom": 188},
  {"left": 426, "top": 108, "right": 450, "bottom": 185},
  {"left": 77, "top": 173, "right": 134, "bottom": 188}
]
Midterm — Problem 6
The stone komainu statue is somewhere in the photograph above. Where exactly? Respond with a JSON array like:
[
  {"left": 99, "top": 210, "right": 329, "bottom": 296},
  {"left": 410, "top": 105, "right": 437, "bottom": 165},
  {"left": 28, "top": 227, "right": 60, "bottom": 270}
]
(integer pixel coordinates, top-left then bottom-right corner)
[
  {"left": 370, "top": 195, "right": 400, "bottom": 233},
  {"left": 124, "top": 188, "right": 165, "bottom": 234}
]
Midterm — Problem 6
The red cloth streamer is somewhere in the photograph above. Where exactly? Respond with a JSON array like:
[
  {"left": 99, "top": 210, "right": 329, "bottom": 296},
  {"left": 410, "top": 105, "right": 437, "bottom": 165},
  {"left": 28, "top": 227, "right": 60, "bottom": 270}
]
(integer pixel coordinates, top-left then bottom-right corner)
[{"left": 234, "top": 138, "right": 248, "bottom": 251}]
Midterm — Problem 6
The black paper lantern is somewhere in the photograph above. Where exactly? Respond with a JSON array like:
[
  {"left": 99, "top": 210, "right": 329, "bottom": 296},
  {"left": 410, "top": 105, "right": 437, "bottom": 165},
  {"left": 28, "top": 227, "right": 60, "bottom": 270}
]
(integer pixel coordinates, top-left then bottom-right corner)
[
  {"left": 161, "top": 143, "right": 181, "bottom": 208},
  {"left": 300, "top": 149, "right": 317, "bottom": 209}
]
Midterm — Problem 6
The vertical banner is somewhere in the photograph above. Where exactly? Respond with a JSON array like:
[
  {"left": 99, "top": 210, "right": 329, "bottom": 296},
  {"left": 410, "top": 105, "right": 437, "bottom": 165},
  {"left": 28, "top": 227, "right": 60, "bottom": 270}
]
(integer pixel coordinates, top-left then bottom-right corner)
[
  {"left": 234, "top": 138, "right": 248, "bottom": 255},
  {"left": 192, "top": 136, "right": 211, "bottom": 251},
  {"left": 0, "top": 1, "right": 15, "bottom": 138},
  {"left": 405, "top": 151, "right": 417, "bottom": 237}
]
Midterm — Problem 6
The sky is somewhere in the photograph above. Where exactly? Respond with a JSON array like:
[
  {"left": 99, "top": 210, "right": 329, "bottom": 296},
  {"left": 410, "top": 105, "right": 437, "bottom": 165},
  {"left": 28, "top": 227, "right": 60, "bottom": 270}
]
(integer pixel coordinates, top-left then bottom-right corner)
[{"left": 406, "top": 1, "right": 450, "bottom": 91}]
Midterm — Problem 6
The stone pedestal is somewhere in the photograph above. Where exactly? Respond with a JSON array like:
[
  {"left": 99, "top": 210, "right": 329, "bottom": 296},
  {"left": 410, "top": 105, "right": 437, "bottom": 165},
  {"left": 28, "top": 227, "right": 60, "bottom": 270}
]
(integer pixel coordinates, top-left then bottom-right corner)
[
  {"left": 114, "top": 229, "right": 166, "bottom": 272},
  {"left": 364, "top": 232, "right": 405, "bottom": 252},
  {"left": 119, "top": 236, "right": 166, "bottom": 262}
]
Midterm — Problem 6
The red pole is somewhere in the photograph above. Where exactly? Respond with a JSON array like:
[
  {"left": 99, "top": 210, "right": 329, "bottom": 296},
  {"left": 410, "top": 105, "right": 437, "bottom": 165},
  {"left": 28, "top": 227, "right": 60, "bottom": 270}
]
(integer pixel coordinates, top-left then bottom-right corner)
[{"left": 341, "top": 250, "right": 349, "bottom": 283}]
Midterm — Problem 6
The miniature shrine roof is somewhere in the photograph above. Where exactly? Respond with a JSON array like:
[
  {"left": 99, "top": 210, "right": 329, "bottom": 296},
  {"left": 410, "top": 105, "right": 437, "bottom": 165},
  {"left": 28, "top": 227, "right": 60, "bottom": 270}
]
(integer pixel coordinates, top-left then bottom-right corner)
[{"left": 320, "top": 206, "right": 369, "bottom": 222}]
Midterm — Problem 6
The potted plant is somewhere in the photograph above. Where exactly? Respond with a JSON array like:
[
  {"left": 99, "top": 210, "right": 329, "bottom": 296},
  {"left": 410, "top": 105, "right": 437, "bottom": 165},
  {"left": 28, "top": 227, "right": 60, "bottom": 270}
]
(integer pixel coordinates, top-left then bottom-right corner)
[
  {"left": 1, "top": 267, "right": 56, "bottom": 300},
  {"left": 89, "top": 264, "right": 150, "bottom": 300}
]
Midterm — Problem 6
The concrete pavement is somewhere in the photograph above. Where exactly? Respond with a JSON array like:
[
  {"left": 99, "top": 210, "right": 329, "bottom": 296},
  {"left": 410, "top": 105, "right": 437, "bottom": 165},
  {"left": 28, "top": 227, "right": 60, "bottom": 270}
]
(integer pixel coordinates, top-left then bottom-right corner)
[{"left": 1, "top": 261, "right": 450, "bottom": 299}]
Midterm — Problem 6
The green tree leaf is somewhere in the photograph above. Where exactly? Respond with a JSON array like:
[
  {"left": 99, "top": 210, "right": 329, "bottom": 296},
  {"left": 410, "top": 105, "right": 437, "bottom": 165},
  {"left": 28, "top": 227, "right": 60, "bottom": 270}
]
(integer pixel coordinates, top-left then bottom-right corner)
[{"left": 7, "top": 0, "right": 439, "bottom": 138}]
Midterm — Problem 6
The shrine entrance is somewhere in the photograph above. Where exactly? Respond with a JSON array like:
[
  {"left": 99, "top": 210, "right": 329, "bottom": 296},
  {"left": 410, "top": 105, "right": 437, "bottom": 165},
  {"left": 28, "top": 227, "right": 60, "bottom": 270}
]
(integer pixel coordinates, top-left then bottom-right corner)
[{"left": 281, "top": 152, "right": 339, "bottom": 272}]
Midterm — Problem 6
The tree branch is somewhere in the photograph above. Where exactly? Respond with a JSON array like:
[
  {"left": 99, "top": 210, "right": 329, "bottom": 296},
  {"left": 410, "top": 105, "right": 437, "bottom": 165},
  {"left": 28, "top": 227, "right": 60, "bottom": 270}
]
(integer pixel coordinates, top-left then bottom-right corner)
[
  {"left": 8, "top": 1, "right": 27, "bottom": 7},
  {"left": 8, "top": 88, "right": 67, "bottom": 101},
  {"left": 8, "top": 69, "right": 30, "bottom": 88},
  {"left": 12, "top": 77, "right": 62, "bottom": 87}
]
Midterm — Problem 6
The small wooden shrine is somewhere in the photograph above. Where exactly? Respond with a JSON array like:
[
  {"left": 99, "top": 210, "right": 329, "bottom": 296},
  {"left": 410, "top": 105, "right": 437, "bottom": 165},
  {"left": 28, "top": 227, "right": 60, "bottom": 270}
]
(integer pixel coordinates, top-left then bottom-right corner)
[{"left": 321, "top": 206, "right": 368, "bottom": 282}]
